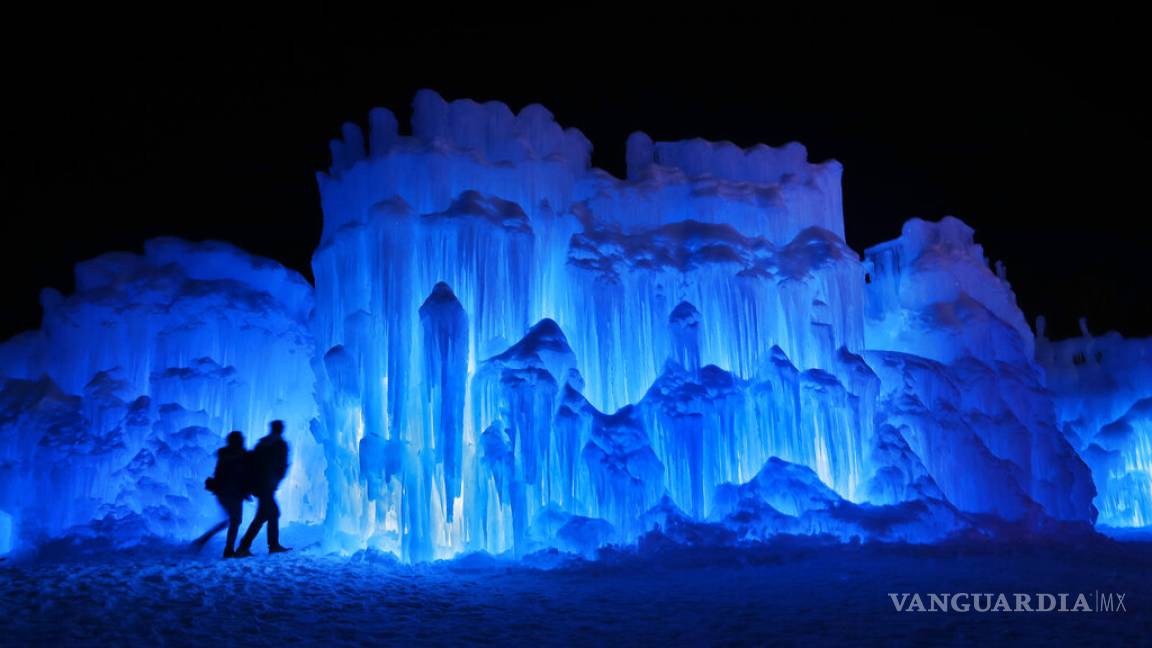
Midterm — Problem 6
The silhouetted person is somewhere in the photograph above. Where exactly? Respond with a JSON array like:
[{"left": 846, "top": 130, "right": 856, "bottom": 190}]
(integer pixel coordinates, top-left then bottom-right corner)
[
  {"left": 235, "top": 420, "right": 291, "bottom": 556},
  {"left": 194, "top": 430, "right": 251, "bottom": 558}
]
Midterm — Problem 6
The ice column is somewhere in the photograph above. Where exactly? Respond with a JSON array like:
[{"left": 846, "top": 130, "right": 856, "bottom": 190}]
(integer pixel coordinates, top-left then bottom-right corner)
[{"left": 419, "top": 282, "right": 468, "bottom": 521}]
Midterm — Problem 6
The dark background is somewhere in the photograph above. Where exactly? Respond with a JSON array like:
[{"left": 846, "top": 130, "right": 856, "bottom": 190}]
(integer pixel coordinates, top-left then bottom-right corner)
[{"left": 2, "top": 18, "right": 1145, "bottom": 341}]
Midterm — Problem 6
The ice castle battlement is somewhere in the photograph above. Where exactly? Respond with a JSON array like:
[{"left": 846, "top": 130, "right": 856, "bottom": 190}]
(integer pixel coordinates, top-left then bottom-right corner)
[
  {"left": 323, "top": 90, "right": 841, "bottom": 188},
  {"left": 324, "top": 89, "right": 593, "bottom": 178},
  {"left": 316, "top": 90, "right": 845, "bottom": 244}
]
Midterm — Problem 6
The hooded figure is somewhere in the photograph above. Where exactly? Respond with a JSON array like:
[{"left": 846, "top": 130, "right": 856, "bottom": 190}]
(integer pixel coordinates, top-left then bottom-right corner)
[{"left": 235, "top": 420, "right": 291, "bottom": 556}]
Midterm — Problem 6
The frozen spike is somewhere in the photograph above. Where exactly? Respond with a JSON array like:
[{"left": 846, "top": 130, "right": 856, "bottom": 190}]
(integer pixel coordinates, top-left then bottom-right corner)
[
  {"left": 341, "top": 122, "right": 366, "bottom": 166},
  {"left": 420, "top": 282, "right": 468, "bottom": 522},
  {"left": 368, "top": 107, "right": 399, "bottom": 156},
  {"left": 328, "top": 138, "right": 347, "bottom": 174},
  {"left": 625, "top": 131, "right": 654, "bottom": 179},
  {"left": 410, "top": 88, "right": 448, "bottom": 141}
]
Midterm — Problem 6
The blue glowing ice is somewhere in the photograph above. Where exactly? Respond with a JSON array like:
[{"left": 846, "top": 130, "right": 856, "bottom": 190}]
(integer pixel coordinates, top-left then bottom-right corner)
[
  {"left": 0, "top": 239, "right": 327, "bottom": 552},
  {"left": 1037, "top": 325, "right": 1152, "bottom": 526},
  {"left": 0, "top": 90, "right": 1140, "bottom": 561}
]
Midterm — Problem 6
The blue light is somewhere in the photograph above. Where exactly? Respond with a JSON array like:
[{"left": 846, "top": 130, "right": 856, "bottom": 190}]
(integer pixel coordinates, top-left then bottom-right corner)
[{"left": 0, "top": 91, "right": 1139, "bottom": 561}]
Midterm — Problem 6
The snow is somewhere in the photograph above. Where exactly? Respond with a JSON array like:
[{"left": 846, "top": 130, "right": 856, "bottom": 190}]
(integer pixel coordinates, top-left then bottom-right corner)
[{"left": 1, "top": 533, "right": 1146, "bottom": 645}]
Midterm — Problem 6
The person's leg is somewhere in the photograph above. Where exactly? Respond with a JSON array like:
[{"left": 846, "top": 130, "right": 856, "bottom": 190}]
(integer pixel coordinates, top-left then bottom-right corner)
[
  {"left": 223, "top": 498, "right": 243, "bottom": 556},
  {"left": 267, "top": 496, "right": 281, "bottom": 549},
  {"left": 191, "top": 520, "right": 228, "bottom": 551},
  {"left": 237, "top": 495, "right": 269, "bottom": 552}
]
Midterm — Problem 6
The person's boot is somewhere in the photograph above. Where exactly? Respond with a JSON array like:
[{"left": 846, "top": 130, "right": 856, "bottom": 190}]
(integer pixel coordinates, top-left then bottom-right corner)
[
  {"left": 233, "top": 546, "right": 254, "bottom": 558},
  {"left": 268, "top": 545, "right": 292, "bottom": 554},
  {"left": 223, "top": 547, "right": 236, "bottom": 559}
]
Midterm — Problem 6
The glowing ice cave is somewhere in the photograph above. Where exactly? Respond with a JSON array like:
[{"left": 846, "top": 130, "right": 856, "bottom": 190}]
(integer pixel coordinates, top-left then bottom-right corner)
[{"left": 0, "top": 91, "right": 1146, "bottom": 560}]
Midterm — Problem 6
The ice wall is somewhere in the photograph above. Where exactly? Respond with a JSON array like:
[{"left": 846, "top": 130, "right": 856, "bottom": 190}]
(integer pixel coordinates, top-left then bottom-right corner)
[
  {"left": 0, "top": 239, "right": 325, "bottom": 555},
  {"left": 1037, "top": 327, "right": 1152, "bottom": 526},
  {"left": 310, "top": 91, "right": 1106, "bottom": 561},
  {"left": 311, "top": 91, "right": 881, "bottom": 559},
  {"left": 863, "top": 218, "right": 1096, "bottom": 524}
]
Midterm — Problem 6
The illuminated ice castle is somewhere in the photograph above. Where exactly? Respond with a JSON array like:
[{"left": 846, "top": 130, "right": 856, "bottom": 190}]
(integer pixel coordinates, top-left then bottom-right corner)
[{"left": 0, "top": 91, "right": 1138, "bottom": 560}]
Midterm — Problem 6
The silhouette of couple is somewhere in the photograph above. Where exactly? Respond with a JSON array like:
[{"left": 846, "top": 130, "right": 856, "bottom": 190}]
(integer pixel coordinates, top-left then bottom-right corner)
[{"left": 199, "top": 420, "right": 292, "bottom": 559}]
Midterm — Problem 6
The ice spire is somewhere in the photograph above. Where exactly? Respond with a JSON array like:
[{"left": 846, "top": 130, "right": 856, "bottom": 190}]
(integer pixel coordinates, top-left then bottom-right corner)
[{"left": 419, "top": 282, "right": 468, "bottom": 521}]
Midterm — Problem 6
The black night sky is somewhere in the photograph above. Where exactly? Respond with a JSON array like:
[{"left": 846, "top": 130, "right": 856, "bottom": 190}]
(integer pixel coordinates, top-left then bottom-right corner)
[{"left": 2, "top": 19, "right": 1146, "bottom": 342}]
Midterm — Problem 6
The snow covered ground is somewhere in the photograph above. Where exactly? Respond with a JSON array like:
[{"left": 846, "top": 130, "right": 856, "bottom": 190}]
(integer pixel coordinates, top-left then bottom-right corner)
[{"left": 2, "top": 528, "right": 1148, "bottom": 646}]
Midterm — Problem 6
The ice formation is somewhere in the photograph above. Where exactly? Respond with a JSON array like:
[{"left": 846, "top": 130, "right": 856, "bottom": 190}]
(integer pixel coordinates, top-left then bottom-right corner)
[
  {"left": 0, "top": 240, "right": 326, "bottom": 553},
  {"left": 862, "top": 218, "right": 1096, "bottom": 524},
  {"left": 0, "top": 90, "right": 1142, "bottom": 561},
  {"left": 1037, "top": 326, "right": 1152, "bottom": 526}
]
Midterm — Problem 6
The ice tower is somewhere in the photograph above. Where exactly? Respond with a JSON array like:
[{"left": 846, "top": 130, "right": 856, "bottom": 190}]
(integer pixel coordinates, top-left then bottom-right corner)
[{"left": 308, "top": 91, "right": 1095, "bottom": 560}]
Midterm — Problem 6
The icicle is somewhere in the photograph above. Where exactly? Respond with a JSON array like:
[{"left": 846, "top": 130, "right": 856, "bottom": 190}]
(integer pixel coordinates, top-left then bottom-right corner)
[{"left": 419, "top": 282, "right": 468, "bottom": 521}]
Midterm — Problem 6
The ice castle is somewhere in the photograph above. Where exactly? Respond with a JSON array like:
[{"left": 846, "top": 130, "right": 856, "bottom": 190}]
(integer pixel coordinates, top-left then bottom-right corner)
[{"left": 0, "top": 91, "right": 1141, "bottom": 560}]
